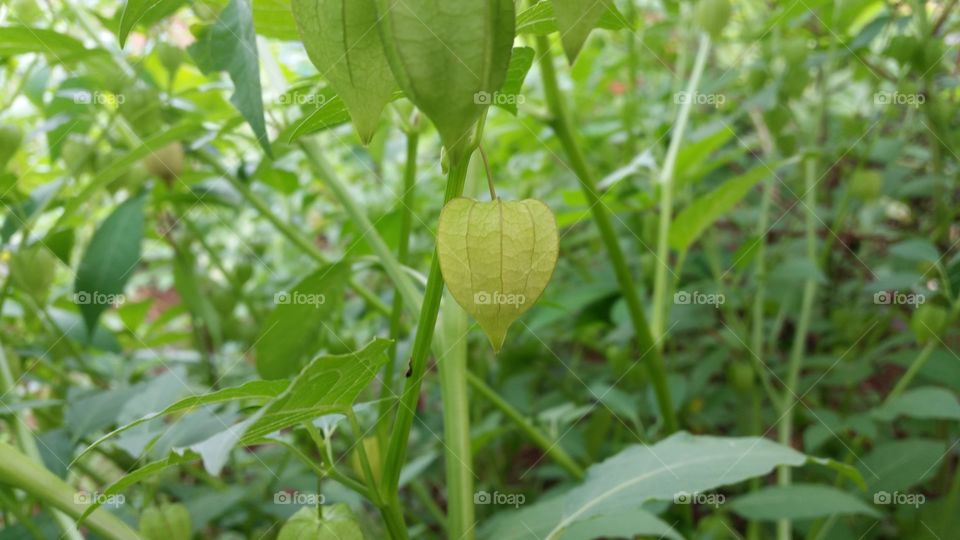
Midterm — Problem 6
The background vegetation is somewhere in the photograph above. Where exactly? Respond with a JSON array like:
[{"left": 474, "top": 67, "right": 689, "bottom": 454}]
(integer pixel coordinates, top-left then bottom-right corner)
[{"left": 0, "top": 0, "right": 958, "bottom": 539}]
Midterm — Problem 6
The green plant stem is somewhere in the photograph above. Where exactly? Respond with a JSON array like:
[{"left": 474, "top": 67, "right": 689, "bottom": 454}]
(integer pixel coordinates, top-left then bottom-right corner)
[
  {"left": 300, "top": 140, "right": 423, "bottom": 315},
  {"left": 651, "top": 33, "right": 711, "bottom": 342},
  {"left": 381, "top": 147, "right": 472, "bottom": 504},
  {"left": 0, "top": 348, "right": 84, "bottom": 540},
  {"left": 194, "top": 150, "right": 390, "bottom": 316},
  {"left": 409, "top": 480, "right": 448, "bottom": 534},
  {"left": 535, "top": 35, "right": 677, "bottom": 433},
  {"left": 380, "top": 128, "right": 421, "bottom": 443},
  {"left": 777, "top": 156, "right": 819, "bottom": 540},
  {"left": 887, "top": 297, "right": 960, "bottom": 400},
  {"left": 466, "top": 371, "right": 585, "bottom": 479},
  {"left": 436, "top": 296, "right": 474, "bottom": 539}
]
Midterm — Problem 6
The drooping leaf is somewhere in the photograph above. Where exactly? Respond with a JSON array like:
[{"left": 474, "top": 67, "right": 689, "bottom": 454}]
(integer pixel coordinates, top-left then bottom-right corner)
[
  {"left": 252, "top": 0, "right": 299, "bottom": 40},
  {"left": 496, "top": 47, "right": 535, "bottom": 115},
  {"left": 872, "top": 387, "right": 960, "bottom": 421},
  {"left": 481, "top": 433, "right": 830, "bottom": 539},
  {"left": 188, "top": 0, "right": 273, "bottom": 157},
  {"left": 292, "top": 0, "right": 397, "bottom": 143},
  {"left": 374, "top": 0, "right": 515, "bottom": 157},
  {"left": 859, "top": 439, "right": 947, "bottom": 494},
  {"left": 553, "top": 0, "right": 613, "bottom": 63},
  {"left": 0, "top": 26, "right": 97, "bottom": 62},
  {"left": 117, "top": 0, "right": 186, "bottom": 47},
  {"left": 728, "top": 484, "right": 881, "bottom": 521},
  {"left": 437, "top": 198, "right": 559, "bottom": 352},
  {"left": 74, "top": 193, "right": 146, "bottom": 333},
  {"left": 255, "top": 263, "right": 349, "bottom": 379},
  {"left": 669, "top": 164, "right": 771, "bottom": 251}
]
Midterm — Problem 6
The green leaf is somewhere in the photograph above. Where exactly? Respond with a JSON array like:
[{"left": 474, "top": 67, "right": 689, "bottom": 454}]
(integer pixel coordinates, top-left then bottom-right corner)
[
  {"left": 516, "top": 1, "right": 629, "bottom": 36},
  {"left": 495, "top": 47, "right": 535, "bottom": 115},
  {"left": 482, "top": 433, "right": 819, "bottom": 539},
  {"left": 553, "top": 0, "right": 613, "bottom": 63},
  {"left": 188, "top": 0, "right": 273, "bottom": 157},
  {"left": 374, "top": 0, "right": 515, "bottom": 156},
  {"left": 255, "top": 263, "right": 349, "bottom": 379},
  {"left": 0, "top": 26, "right": 96, "bottom": 61},
  {"left": 74, "top": 193, "right": 146, "bottom": 333},
  {"left": 117, "top": 0, "right": 186, "bottom": 47},
  {"left": 728, "top": 484, "right": 881, "bottom": 521},
  {"left": 292, "top": 0, "right": 397, "bottom": 143},
  {"left": 243, "top": 338, "right": 392, "bottom": 442},
  {"left": 253, "top": 0, "right": 299, "bottom": 40},
  {"left": 873, "top": 387, "right": 960, "bottom": 421},
  {"left": 859, "top": 439, "right": 946, "bottom": 493},
  {"left": 437, "top": 198, "right": 559, "bottom": 352},
  {"left": 669, "top": 164, "right": 770, "bottom": 251},
  {"left": 278, "top": 504, "right": 364, "bottom": 540}
]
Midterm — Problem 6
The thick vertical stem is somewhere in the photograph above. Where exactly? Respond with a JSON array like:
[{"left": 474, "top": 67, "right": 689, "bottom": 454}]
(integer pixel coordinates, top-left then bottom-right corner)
[
  {"left": 535, "top": 35, "right": 678, "bottom": 433},
  {"left": 382, "top": 150, "right": 472, "bottom": 496},
  {"left": 436, "top": 294, "right": 474, "bottom": 539}
]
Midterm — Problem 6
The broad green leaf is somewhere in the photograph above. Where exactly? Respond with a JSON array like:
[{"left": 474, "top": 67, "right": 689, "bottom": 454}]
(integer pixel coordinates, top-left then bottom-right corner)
[
  {"left": 553, "top": 0, "right": 613, "bottom": 63},
  {"left": 117, "top": 0, "right": 186, "bottom": 47},
  {"left": 0, "top": 26, "right": 96, "bottom": 61},
  {"left": 0, "top": 442, "right": 140, "bottom": 540},
  {"left": 74, "top": 379, "right": 288, "bottom": 464},
  {"left": 172, "top": 250, "right": 222, "bottom": 346},
  {"left": 728, "top": 484, "right": 881, "bottom": 521},
  {"left": 243, "top": 338, "right": 392, "bottom": 442},
  {"left": 253, "top": 0, "right": 299, "bottom": 40},
  {"left": 873, "top": 387, "right": 960, "bottom": 421},
  {"left": 374, "top": 0, "right": 515, "bottom": 156},
  {"left": 188, "top": 0, "right": 273, "bottom": 157},
  {"left": 669, "top": 164, "right": 770, "bottom": 251},
  {"left": 859, "top": 439, "right": 946, "bottom": 493},
  {"left": 496, "top": 47, "right": 535, "bottom": 115},
  {"left": 139, "top": 503, "right": 192, "bottom": 540},
  {"left": 256, "top": 263, "right": 349, "bottom": 379},
  {"left": 437, "top": 198, "right": 559, "bottom": 352},
  {"left": 483, "top": 433, "right": 823, "bottom": 539},
  {"left": 278, "top": 504, "right": 364, "bottom": 540},
  {"left": 292, "top": 0, "right": 397, "bottom": 143},
  {"left": 74, "top": 193, "right": 146, "bottom": 333},
  {"left": 516, "top": 2, "right": 629, "bottom": 36}
]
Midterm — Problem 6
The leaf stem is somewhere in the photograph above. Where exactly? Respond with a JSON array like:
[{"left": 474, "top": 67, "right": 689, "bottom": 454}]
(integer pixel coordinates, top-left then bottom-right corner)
[
  {"left": 651, "top": 33, "right": 711, "bottom": 342},
  {"left": 534, "top": 35, "right": 678, "bottom": 433},
  {"left": 466, "top": 371, "right": 584, "bottom": 480},
  {"left": 478, "top": 145, "right": 497, "bottom": 200}
]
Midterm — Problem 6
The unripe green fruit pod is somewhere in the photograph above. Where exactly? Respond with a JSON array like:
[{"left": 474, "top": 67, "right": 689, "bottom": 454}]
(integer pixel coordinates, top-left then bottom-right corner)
[
  {"left": 727, "top": 359, "right": 755, "bottom": 393},
  {"left": 0, "top": 125, "right": 23, "bottom": 170},
  {"left": 850, "top": 170, "right": 883, "bottom": 201},
  {"left": 144, "top": 143, "right": 184, "bottom": 181},
  {"left": 278, "top": 504, "right": 364, "bottom": 540},
  {"left": 695, "top": 0, "right": 731, "bottom": 39},
  {"left": 911, "top": 304, "right": 947, "bottom": 344},
  {"left": 9, "top": 244, "right": 57, "bottom": 302},
  {"left": 438, "top": 198, "right": 559, "bottom": 352},
  {"left": 139, "top": 503, "right": 191, "bottom": 540}
]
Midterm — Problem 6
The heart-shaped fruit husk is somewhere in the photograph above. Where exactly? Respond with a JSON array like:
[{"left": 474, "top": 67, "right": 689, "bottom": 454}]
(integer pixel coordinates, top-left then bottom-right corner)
[{"left": 437, "top": 198, "right": 559, "bottom": 351}]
